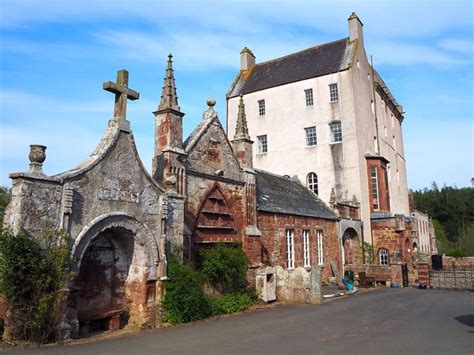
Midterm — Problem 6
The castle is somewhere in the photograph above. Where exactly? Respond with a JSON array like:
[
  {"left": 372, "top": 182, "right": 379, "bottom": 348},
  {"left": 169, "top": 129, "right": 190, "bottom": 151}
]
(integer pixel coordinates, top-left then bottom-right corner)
[{"left": 3, "top": 13, "right": 423, "bottom": 338}]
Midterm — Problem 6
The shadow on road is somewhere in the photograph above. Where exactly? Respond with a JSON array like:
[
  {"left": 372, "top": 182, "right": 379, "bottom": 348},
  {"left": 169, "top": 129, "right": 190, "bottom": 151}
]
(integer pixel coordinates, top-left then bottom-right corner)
[{"left": 454, "top": 314, "right": 474, "bottom": 327}]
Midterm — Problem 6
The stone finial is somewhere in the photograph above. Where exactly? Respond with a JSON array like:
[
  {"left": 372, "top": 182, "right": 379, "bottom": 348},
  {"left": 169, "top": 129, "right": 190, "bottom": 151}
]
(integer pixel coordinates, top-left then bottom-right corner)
[
  {"left": 203, "top": 97, "right": 217, "bottom": 120},
  {"left": 158, "top": 54, "right": 180, "bottom": 112},
  {"left": 234, "top": 95, "right": 250, "bottom": 140},
  {"left": 28, "top": 144, "right": 46, "bottom": 175},
  {"left": 207, "top": 97, "right": 216, "bottom": 107}
]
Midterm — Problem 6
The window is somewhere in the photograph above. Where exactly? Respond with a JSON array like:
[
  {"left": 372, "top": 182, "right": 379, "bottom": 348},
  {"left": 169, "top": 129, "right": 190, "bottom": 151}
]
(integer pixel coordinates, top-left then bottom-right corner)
[
  {"left": 371, "top": 166, "right": 379, "bottom": 210},
  {"left": 379, "top": 249, "right": 388, "bottom": 265},
  {"left": 258, "top": 99, "right": 265, "bottom": 116},
  {"left": 306, "top": 172, "right": 318, "bottom": 195},
  {"left": 329, "top": 122, "right": 342, "bottom": 143},
  {"left": 305, "top": 126, "right": 317, "bottom": 146},
  {"left": 329, "top": 83, "right": 338, "bottom": 102},
  {"left": 392, "top": 135, "right": 396, "bottom": 150},
  {"left": 304, "top": 88, "right": 314, "bottom": 106},
  {"left": 257, "top": 135, "right": 267, "bottom": 154},
  {"left": 286, "top": 229, "right": 295, "bottom": 269},
  {"left": 303, "top": 230, "right": 310, "bottom": 267},
  {"left": 317, "top": 230, "right": 324, "bottom": 265}
]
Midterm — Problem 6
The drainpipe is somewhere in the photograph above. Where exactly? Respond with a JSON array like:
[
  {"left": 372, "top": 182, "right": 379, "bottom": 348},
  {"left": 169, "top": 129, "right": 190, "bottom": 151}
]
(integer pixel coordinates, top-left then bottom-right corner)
[{"left": 339, "top": 220, "right": 345, "bottom": 276}]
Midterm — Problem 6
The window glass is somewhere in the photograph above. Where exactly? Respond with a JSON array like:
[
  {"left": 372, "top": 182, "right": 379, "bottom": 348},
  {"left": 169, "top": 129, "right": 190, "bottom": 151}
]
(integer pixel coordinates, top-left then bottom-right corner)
[{"left": 305, "top": 126, "right": 317, "bottom": 146}]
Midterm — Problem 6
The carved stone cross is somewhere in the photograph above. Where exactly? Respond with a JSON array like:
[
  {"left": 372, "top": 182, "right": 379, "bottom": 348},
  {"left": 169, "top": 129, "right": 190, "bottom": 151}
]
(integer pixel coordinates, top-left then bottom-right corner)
[{"left": 103, "top": 69, "right": 140, "bottom": 120}]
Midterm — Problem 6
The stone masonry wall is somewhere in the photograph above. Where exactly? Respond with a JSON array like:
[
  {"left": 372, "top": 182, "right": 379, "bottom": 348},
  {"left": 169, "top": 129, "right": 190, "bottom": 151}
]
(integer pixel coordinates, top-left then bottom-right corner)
[
  {"left": 257, "top": 212, "right": 340, "bottom": 284},
  {"left": 371, "top": 217, "right": 412, "bottom": 264}
]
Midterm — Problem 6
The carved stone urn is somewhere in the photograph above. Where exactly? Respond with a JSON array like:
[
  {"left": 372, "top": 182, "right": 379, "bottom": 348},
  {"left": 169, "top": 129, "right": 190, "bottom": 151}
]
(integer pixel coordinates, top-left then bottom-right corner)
[
  {"left": 29, "top": 144, "right": 47, "bottom": 164},
  {"left": 28, "top": 144, "right": 47, "bottom": 175}
]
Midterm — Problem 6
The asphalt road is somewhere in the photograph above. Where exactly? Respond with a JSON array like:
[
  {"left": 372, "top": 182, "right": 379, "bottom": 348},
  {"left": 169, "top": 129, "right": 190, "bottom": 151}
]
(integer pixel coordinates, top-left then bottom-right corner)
[{"left": 2, "top": 288, "right": 473, "bottom": 355}]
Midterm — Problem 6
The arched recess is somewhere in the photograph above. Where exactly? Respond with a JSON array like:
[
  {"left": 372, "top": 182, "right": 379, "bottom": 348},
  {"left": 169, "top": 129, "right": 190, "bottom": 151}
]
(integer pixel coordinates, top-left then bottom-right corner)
[
  {"left": 342, "top": 227, "right": 362, "bottom": 265},
  {"left": 71, "top": 212, "right": 159, "bottom": 278},
  {"left": 70, "top": 213, "right": 160, "bottom": 332},
  {"left": 194, "top": 184, "right": 237, "bottom": 243}
]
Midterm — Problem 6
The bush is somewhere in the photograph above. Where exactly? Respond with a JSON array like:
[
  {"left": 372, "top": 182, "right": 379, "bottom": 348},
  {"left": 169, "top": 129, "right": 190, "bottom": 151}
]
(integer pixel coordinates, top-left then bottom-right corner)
[
  {"left": 208, "top": 292, "right": 257, "bottom": 316},
  {"left": 162, "top": 257, "right": 211, "bottom": 324},
  {"left": 0, "top": 227, "right": 72, "bottom": 343},
  {"left": 200, "top": 244, "right": 249, "bottom": 293}
]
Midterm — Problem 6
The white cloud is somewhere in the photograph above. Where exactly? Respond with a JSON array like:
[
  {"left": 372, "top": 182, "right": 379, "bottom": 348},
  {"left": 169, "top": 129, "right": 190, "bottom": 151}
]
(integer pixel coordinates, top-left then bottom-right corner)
[
  {"left": 370, "top": 42, "right": 467, "bottom": 66},
  {"left": 438, "top": 38, "right": 474, "bottom": 54}
]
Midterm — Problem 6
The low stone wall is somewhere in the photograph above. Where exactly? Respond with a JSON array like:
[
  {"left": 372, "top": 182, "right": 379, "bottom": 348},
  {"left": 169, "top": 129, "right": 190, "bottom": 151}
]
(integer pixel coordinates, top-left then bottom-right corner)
[
  {"left": 275, "top": 266, "right": 321, "bottom": 304},
  {"left": 441, "top": 256, "right": 474, "bottom": 270},
  {"left": 346, "top": 264, "right": 403, "bottom": 284}
]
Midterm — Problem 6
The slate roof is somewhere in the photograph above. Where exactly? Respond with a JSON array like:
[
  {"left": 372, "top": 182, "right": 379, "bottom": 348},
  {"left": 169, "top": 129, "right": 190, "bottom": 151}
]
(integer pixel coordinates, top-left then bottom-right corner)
[
  {"left": 228, "top": 38, "right": 354, "bottom": 98},
  {"left": 255, "top": 170, "right": 339, "bottom": 220}
]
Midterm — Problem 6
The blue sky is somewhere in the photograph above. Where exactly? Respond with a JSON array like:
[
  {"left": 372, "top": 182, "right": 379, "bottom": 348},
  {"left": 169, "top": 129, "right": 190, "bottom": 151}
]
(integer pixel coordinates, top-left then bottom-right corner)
[{"left": 0, "top": 0, "right": 473, "bottom": 190}]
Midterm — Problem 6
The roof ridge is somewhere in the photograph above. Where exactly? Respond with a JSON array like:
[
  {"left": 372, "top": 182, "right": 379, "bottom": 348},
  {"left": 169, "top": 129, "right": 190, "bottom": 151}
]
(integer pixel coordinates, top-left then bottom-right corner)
[{"left": 254, "top": 37, "right": 349, "bottom": 67}]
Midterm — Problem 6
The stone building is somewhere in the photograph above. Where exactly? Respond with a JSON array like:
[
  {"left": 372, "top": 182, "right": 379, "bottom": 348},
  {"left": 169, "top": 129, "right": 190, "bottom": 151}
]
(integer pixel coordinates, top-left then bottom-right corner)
[
  {"left": 3, "top": 55, "right": 347, "bottom": 336},
  {"left": 153, "top": 56, "right": 342, "bottom": 302},
  {"left": 226, "top": 12, "right": 412, "bottom": 265},
  {"left": 4, "top": 70, "right": 184, "bottom": 336}
]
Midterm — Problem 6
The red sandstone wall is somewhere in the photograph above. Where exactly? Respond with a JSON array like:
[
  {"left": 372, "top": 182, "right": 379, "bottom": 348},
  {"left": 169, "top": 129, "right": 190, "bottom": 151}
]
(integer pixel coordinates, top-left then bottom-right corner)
[
  {"left": 371, "top": 218, "right": 413, "bottom": 264},
  {"left": 441, "top": 256, "right": 474, "bottom": 269},
  {"left": 257, "top": 212, "right": 341, "bottom": 283}
]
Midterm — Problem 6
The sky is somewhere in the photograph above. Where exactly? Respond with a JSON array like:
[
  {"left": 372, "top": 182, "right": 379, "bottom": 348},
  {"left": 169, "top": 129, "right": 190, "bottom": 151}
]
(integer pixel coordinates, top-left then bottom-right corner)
[{"left": 0, "top": 0, "right": 473, "bottom": 190}]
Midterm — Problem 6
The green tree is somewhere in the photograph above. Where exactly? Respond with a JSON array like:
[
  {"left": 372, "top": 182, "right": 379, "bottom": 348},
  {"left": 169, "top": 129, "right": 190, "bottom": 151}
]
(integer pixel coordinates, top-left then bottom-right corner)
[
  {"left": 0, "top": 187, "right": 11, "bottom": 224},
  {"left": 413, "top": 184, "right": 474, "bottom": 256}
]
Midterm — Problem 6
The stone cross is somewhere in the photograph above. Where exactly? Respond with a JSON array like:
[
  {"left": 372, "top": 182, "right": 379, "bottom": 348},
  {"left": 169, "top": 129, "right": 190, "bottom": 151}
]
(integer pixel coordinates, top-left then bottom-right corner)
[{"left": 103, "top": 69, "right": 140, "bottom": 120}]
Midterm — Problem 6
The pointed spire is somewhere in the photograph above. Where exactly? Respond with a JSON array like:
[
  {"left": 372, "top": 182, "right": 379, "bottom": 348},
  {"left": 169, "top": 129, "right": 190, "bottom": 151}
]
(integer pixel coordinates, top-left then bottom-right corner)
[
  {"left": 158, "top": 53, "right": 180, "bottom": 111},
  {"left": 234, "top": 95, "right": 250, "bottom": 140}
]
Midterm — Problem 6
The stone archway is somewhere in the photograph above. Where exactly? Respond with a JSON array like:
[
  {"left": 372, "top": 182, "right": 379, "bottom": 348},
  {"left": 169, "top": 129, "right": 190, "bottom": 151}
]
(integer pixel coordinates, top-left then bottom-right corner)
[
  {"left": 75, "top": 227, "right": 134, "bottom": 332},
  {"left": 69, "top": 213, "right": 160, "bottom": 336},
  {"left": 342, "top": 228, "right": 362, "bottom": 265}
]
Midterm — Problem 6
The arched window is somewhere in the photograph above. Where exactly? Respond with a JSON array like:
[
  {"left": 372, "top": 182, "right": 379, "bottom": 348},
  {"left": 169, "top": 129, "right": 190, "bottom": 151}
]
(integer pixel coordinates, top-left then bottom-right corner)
[
  {"left": 307, "top": 173, "right": 318, "bottom": 195},
  {"left": 379, "top": 248, "right": 389, "bottom": 265}
]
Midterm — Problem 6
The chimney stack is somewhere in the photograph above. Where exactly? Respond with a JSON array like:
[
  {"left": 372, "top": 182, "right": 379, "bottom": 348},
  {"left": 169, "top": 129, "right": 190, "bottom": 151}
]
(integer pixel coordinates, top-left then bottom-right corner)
[
  {"left": 348, "top": 12, "right": 364, "bottom": 49},
  {"left": 240, "top": 47, "right": 255, "bottom": 71}
]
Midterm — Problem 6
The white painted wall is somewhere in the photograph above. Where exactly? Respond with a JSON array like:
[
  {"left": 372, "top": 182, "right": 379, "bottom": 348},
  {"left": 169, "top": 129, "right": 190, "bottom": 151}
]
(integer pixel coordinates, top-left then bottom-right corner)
[
  {"left": 411, "top": 210, "right": 435, "bottom": 254},
  {"left": 227, "top": 16, "right": 410, "bottom": 243}
]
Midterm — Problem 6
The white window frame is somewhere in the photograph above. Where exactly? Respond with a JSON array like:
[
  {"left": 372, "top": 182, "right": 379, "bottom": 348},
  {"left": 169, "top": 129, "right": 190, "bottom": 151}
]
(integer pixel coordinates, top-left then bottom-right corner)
[
  {"left": 317, "top": 230, "right": 324, "bottom": 266},
  {"left": 371, "top": 166, "right": 379, "bottom": 210},
  {"left": 379, "top": 249, "right": 388, "bottom": 265},
  {"left": 303, "top": 230, "right": 310, "bottom": 267},
  {"left": 305, "top": 126, "right": 317, "bottom": 146},
  {"left": 286, "top": 229, "right": 295, "bottom": 269},
  {"left": 258, "top": 99, "right": 266, "bottom": 116},
  {"left": 329, "top": 83, "right": 338, "bottom": 102},
  {"left": 304, "top": 88, "right": 314, "bottom": 106},
  {"left": 329, "top": 122, "right": 342, "bottom": 143},
  {"left": 306, "top": 172, "right": 318, "bottom": 195},
  {"left": 257, "top": 134, "right": 267, "bottom": 154}
]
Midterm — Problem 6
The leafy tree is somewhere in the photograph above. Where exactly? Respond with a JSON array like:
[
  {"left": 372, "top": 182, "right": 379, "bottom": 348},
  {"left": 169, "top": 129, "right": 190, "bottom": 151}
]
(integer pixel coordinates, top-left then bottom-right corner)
[{"left": 413, "top": 183, "right": 474, "bottom": 256}]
